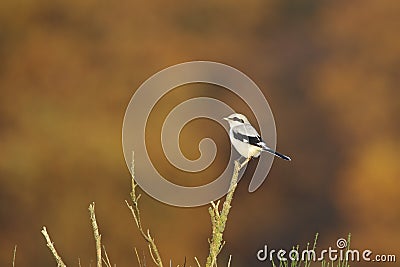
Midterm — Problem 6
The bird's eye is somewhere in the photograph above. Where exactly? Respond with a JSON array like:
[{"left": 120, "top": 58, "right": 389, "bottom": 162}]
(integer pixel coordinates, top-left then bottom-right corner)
[{"left": 232, "top": 117, "right": 245, "bottom": 123}]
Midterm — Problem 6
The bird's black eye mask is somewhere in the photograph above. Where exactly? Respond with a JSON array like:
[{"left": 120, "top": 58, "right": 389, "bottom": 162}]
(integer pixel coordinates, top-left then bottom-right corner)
[{"left": 232, "top": 117, "right": 245, "bottom": 123}]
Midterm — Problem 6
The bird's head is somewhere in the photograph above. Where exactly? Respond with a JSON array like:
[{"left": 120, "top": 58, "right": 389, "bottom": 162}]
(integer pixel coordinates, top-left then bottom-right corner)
[{"left": 223, "top": 113, "right": 250, "bottom": 127}]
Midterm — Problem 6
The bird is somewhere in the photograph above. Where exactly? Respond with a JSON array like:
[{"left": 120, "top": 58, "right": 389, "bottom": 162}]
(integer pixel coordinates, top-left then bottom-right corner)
[{"left": 224, "top": 113, "right": 291, "bottom": 165}]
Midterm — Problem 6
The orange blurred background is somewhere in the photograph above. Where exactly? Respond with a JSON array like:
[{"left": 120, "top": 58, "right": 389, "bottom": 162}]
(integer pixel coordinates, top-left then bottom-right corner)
[{"left": 1, "top": 0, "right": 399, "bottom": 266}]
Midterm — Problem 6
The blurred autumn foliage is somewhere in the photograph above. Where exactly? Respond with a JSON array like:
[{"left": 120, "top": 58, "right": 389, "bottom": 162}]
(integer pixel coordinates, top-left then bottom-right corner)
[{"left": 0, "top": 0, "right": 399, "bottom": 266}]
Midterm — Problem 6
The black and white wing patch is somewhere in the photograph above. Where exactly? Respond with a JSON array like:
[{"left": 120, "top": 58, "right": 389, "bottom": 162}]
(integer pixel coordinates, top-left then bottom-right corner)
[
  {"left": 231, "top": 124, "right": 292, "bottom": 161},
  {"left": 232, "top": 124, "right": 266, "bottom": 149}
]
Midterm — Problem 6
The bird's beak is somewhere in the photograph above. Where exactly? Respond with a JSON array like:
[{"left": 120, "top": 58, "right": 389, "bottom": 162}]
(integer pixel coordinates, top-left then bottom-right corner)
[{"left": 223, "top": 117, "right": 229, "bottom": 121}]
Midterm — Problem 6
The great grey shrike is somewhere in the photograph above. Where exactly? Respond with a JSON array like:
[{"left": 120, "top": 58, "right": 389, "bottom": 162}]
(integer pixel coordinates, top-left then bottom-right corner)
[{"left": 224, "top": 113, "right": 291, "bottom": 165}]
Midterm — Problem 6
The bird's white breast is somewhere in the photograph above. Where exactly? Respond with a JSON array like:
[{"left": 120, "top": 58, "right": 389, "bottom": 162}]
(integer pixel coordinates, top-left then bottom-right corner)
[{"left": 229, "top": 129, "right": 262, "bottom": 158}]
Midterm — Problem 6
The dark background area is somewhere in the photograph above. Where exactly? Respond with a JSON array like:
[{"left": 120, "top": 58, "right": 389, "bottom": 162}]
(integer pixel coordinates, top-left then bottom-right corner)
[{"left": 1, "top": 0, "right": 399, "bottom": 266}]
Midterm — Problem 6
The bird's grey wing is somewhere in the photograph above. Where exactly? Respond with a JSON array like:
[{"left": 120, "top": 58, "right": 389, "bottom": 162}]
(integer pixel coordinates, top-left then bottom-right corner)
[
  {"left": 232, "top": 124, "right": 265, "bottom": 148},
  {"left": 233, "top": 124, "right": 292, "bottom": 161}
]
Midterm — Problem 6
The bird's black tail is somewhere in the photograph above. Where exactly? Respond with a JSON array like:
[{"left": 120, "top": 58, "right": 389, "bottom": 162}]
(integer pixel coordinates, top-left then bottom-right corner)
[{"left": 263, "top": 147, "right": 291, "bottom": 161}]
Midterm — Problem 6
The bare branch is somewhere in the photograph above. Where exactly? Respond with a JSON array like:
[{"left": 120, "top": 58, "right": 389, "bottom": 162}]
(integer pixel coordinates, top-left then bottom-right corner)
[
  {"left": 89, "top": 202, "right": 102, "bottom": 267},
  {"left": 41, "top": 226, "right": 67, "bottom": 267},
  {"left": 102, "top": 246, "right": 112, "bottom": 267},
  {"left": 227, "top": 255, "right": 232, "bottom": 267},
  {"left": 134, "top": 247, "right": 143, "bottom": 267},
  {"left": 12, "top": 245, "right": 17, "bottom": 267},
  {"left": 240, "top": 157, "right": 251, "bottom": 169},
  {"left": 205, "top": 160, "right": 241, "bottom": 267},
  {"left": 126, "top": 151, "right": 164, "bottom": 267},
  {"left": 194, "top": 257, "right": 201, "bottom": 267}
]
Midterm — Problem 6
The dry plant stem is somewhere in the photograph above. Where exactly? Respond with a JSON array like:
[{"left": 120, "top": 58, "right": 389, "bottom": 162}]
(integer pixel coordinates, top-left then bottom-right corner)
[
  {"left": 205, "top": 160, "right": 241, "bottom": 267},
  {"left": 102, "top": 246, "right": 112, "bottom": 267},
  {"left": 41, "top": 226, "right": 67, "bottom": 267},
  {"left": 134, "top": 248, "right": 143, "bottom": 267},
  {"left": 12, "top": 245, "right": 17, "bottom": 267},
  {"left": 126, "top": 151, "right": 164, "bottom": 267},
  {"left": 194, "top": 257, "right": 201, "bottom": 267},
  {"left": 240, "top": 157, "right": 251, "bottom": 169},
  {"left": 227, "top": 255, "right": 232, "bottom": 267},
  {"left": 89, "top": 203, "right": 102, "bottom": 267}
]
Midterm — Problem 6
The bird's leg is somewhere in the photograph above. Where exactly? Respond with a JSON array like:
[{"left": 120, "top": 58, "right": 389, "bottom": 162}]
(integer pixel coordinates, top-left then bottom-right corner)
[{"left": 239, "top": 157, "right": 251, "bottom": 170}]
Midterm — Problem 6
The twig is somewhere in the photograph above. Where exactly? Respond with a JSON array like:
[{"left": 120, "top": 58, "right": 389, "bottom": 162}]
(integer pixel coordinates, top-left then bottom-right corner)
[
  {"left": 134, "top": 247, "right": 143, "bottom": 267},
  {"left": 41, "top": 226, "right": 67, "bottom": 267},
  {"left": 12, "top": 245, "right": 17, "bottom": 267},
  {"left": 240, "top": 157, "right": 251, "bottom": 169},
  {"left": 194, "top": 257, "right": 201, "bottom": 267},
  {"left": 102, "top": 246, "right": 112, "bottom": 267},
  {"left": 227, "top": 255, "right": 232, "bottom": 267},
  {"left": 142, "top": 250, "right": 147, "bottom": 267},
  {"left": 148, "top": 242, "right": 158, "bottom": 265},
  {"left": 126, "top": 151, "right": 164, "bottom": 267},
  {"left": 205, "top": 160, "right": 242, "bottom": 267},
  {"left": 89, "top": 202, "right": 102, "bottom": 267}
]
